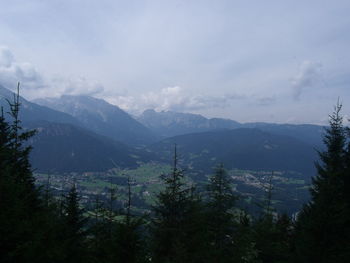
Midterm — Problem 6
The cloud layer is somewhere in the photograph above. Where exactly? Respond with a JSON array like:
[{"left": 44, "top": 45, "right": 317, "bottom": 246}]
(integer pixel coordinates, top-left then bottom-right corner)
[
  {"left": 0, "top": 47, "right": 265, "bottom": 115},
  {"left": 291, "top": 61, "right": 323, "bottom": 100},
  {"left": 104, "top": 86, "right": 246, "bottom": 114},
  {"left": 0, "top": 46, "right": 104, "bottom": 99},
  {"left": 1, "top": 1, "right": 350, "bottom": 124},
  {"left": 0, "top": 46, "right": 44, "bottom": 91}
]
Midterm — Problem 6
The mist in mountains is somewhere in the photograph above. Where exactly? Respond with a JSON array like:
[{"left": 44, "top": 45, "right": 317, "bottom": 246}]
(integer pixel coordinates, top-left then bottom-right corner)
[{"left": 1, "top": 85, "right": 324, "bottom": 177}]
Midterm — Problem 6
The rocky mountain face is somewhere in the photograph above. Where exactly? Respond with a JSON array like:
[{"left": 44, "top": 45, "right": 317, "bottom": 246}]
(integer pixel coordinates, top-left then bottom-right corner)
[
  {"left": 138, "top": 109, "right": 241, "bottom": 138},
  {"left": 34, "top": 95, "right": 159, "bottom": 146},
  {"left": 0, "top": 85, "right": 80, "bottom": 126},
  {"left": 0, "top": 85, "right": 324, "bottom": 175},
  {"left": 138, "top": 108, "right": 324, "bottom": 147},
  {"left": 0, "top": 86, "right": 156, "bottom": 172}
]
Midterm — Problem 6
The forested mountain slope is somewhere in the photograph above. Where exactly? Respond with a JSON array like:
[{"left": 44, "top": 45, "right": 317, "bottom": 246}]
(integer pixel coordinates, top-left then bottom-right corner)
[
  {"left": 149, "top": 128, "right": 318, "bottom": 177},
  {"left": 27, "top": 121, "right": 156, "bottom": 172}
]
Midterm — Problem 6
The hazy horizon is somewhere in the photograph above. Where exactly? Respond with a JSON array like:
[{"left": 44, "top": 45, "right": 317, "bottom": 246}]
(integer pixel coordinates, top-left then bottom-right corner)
[{"left": 1, "top": 0, "right": 349, "bottom": 124}]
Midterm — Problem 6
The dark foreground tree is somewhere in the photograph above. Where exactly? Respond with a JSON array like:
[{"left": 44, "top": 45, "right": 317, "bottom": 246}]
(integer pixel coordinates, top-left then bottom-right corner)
[
  {"left": 88, "top": 179, "right": 146, "bottom": 263},
  {"left": 0, "top": 84, "right": 65, "bottom": 262},
  {"left": 110, "top": 177, "right": 146, "bottom": 263},
  {"left": 206, "top": 163, "right": 237, "bottom": 262},
  {"left": 294, "top": 102, "right": 350, "bottom": 262},
  {"left": 60, "top": 184, "right": 88, "bottom": 263},
  {"left": 150, "top": 145, "right": 208, "bottom": 263}
]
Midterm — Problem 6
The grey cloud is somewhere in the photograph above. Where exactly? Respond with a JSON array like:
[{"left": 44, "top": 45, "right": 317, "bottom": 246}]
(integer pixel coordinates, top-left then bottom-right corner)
[
  {"left": 0, "top": 46, "right": 44, "bottom": 92},
  {"left": 181, "top": 93, "right": 245, "bottom": 111},
  {"left": 1, "top": 0, "right": 350, "bottom": 124},
  {"left": 0, "top": 47, "right": 14, "bottom": 67},
  {"left": 107, "top": 86, "right": 245, "bottom": 113},
  {"left": 256, "top": 96, "right": 276, "bottom": 106},
  {"left": 0, "top": 47, "right": 104, "bottom": 99},
  {"left": 142, "top": 86, "right": 243, "bottom": 112},
  {"left": 51, "top": 77, "right": 104, "bottom": 97},
  {"left": 291, "top": 61, "right": 322, "bottom": 100},
  {"left": 107, "top": 87, "right": 276, "bottom": 114}
]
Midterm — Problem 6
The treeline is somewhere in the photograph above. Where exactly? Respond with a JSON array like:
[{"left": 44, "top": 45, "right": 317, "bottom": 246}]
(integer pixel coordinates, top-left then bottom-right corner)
[{"left": 1, "top": 91, "right": 350, "bottom": 262}]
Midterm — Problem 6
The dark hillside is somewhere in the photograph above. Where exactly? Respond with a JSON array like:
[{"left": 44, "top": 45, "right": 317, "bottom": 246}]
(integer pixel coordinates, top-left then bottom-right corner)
[
  {"left": 149, "top": 128, "right": 318, "bottom": 177},
  {"left": 27, "top": 121, "right": 156, "bottom": 172}
]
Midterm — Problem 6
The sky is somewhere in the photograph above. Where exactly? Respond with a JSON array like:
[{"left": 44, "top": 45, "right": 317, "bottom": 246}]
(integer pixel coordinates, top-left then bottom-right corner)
[{"left": 0, "top": 0, "right": 349, "bottom": 124}]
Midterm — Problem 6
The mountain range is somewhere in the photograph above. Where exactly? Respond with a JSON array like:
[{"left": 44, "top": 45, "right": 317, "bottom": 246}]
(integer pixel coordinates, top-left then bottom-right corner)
[
  {"left": 138, "top": 108, "right": 324, "bottom": 147},
  {"left": 148, "top": 128, "right": 318, "bottom": 177},
  {"left": 0, "top": 85, "right": 79, "bottom": 126},
  {"left": 0, "top": 85, "right": 324, "bottom": 175},
  {"left": 137, "top": 109, "right": 241, "bottom": 138},
  {"left": 34, "top": 95, "right": 159, "bottom": 146},
  {"left": 26, "top": 121, "right": 155, "bottom": 173}
]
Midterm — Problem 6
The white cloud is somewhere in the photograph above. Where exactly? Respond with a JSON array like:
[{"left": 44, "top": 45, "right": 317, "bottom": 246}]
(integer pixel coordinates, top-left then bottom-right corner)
[
  {"left": 257, "top": 96, "right": 276, "bottom": 106},
  {"left": 105, "top": 95, "right": 138, "bottom": 112},
  {"left": 0, "top": 47, "right": 14, "bottom": 67},
  {"left": 291, "top": 60, "right": 323, "bottom": 100},
  {"left": 141, "top": 86, "right": 186, "bottom": 111},
  {"left": 103, "top": 86, "right": 246, "bottom": 114},
  {"left": 0, "top": 46, "right": 104, "bottom": 99},
  {"left": 1, "top": 47, "right": 241, "bottom": 113},
  {"left": 0, "top": 46, "right": 44, "bottom": 93},
  {"left": 50, "top": 76, "right": 104, "bottom": 97}
]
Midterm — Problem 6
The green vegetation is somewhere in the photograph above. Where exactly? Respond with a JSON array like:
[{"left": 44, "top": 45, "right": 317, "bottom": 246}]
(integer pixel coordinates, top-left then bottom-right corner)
[
  {"left": 35, "top": 165, "right": 310, "bottom": 216},
  {"left": 1, "top": 87, "right": 350, "bottom": 262}
]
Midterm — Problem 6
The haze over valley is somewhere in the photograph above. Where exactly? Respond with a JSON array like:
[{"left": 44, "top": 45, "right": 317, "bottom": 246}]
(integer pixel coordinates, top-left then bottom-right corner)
[{"left": 1, "top": 1, "right": 350, "bottom": 262}]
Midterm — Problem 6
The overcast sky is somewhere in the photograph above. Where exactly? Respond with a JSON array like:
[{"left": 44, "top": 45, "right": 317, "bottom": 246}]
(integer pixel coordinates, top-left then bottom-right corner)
[{"left": 0, "top": 0, "right": 349, "bottom": 124}]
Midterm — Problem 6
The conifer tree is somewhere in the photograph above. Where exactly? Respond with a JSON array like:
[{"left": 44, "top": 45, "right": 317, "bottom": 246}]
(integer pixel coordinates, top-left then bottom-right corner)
[
  {"left": 88, "top": 191, "right": 115, "bottom": 263},
  {"left": 294, "top": 102, "right": 350, "bottom": 262},
  {"left": 239, "top": 172, "right": 293, "bottom": 263},
  {"left": 206, "top": 163, "right": 237, "bottom": 262},
  {"left": 113, "top": 177, "right": 146, "bottom": 263},
  {"left": 0, "top": 84, "right": 46, "bottom": 262},
  {"left": 151, "top": 145, "right": 206, "bottom": 263},
  {"left": 232, "top": 211, "right": 260, "bottom": 263},
  {"left": 61, "top": 184, "right": 87, "bottom": 263}
]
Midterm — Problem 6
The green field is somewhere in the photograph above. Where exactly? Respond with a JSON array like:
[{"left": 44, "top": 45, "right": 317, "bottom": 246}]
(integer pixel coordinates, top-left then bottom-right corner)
[{"left": 35, "top": 163, "right": 310, "bottom": 215}]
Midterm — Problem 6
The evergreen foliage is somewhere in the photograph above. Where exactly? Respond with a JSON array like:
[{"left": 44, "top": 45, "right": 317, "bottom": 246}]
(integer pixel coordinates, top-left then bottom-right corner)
[
  {"left": 151, "top": 145, "right": 207, "bottom": 263},
  {"left": 0, "top": 84, "right": 42, "bottom": 262},
  {"left": 1, "top": 86, "right": 349, "bottom": 263},
  {"left": 206, "top": 163, "right": 237, "bottom": 262},
  {"left": 60, "top": 184, "right": 87, "bottom": 263},
  {"left": 87, "top": 182, "right": 146, "bottom": 263},
  {"left": 294, "top": 102, "right": 350, "bottom": 262}
]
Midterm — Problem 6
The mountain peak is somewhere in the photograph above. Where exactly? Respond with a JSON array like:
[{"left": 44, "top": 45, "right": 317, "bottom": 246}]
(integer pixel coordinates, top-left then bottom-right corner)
[
  {"left": 138, "top": 109, "right": 241, "bottom": 138},
  {"left": 34, "top": 95, "right": 158, "bottom": 146}
]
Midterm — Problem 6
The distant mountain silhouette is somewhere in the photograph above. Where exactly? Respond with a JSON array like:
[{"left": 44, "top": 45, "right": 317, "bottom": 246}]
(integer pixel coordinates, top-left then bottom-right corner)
[
  {"left": 138, "top": 109, "right": 241, "bottom": 137},
  {"left": 0, "top": 85, "right": 80, "bottom": 126},
  {"left": 0, "top": 85, "right": 322, "bottom": 176},
  {"left": 241, "top": 122, "right": 324, "bottom": 147},
  {"left": 148, "top": 128, "right": 318, "bottom": 177},
  {"left": 138, "top": 109, "right": 324, "bottom": 148},
  {"left": 0, "top": 85, "right": 157, "bottom": 172},
  {"left": 35, "top": 96, "right": 159, "bottom": 146},
  {"left": 27, "top": 121, "right": 156, "bottom": 173}
]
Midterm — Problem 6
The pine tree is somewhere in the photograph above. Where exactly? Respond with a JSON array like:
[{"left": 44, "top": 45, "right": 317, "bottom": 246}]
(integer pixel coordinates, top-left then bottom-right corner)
[
  {"left": 252, "top": 213, "right": 293, "bottom": 263},
  {"left": 151, "top": 145, "right": 206, "bottom": 263},
  {"left": 232, "top": 211, "right": 260, "bottom": 263},
  {"left": 294, "top": 102, "right": 350, "bottom": 262},
  {"left": 88, "top": 193, "right": 115, "bottom": 263},
  {"left": 111, "top": 177, "right": 146, "bottom": 263},
  {"left": 206, "top": 163, "right": 237, "bottom": 262},
  {"left": 60, "top": 184, "right": 87, "bottom": 263},
  {"left": 0, "top": 84, "right": 46, "bottom": 262}
]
